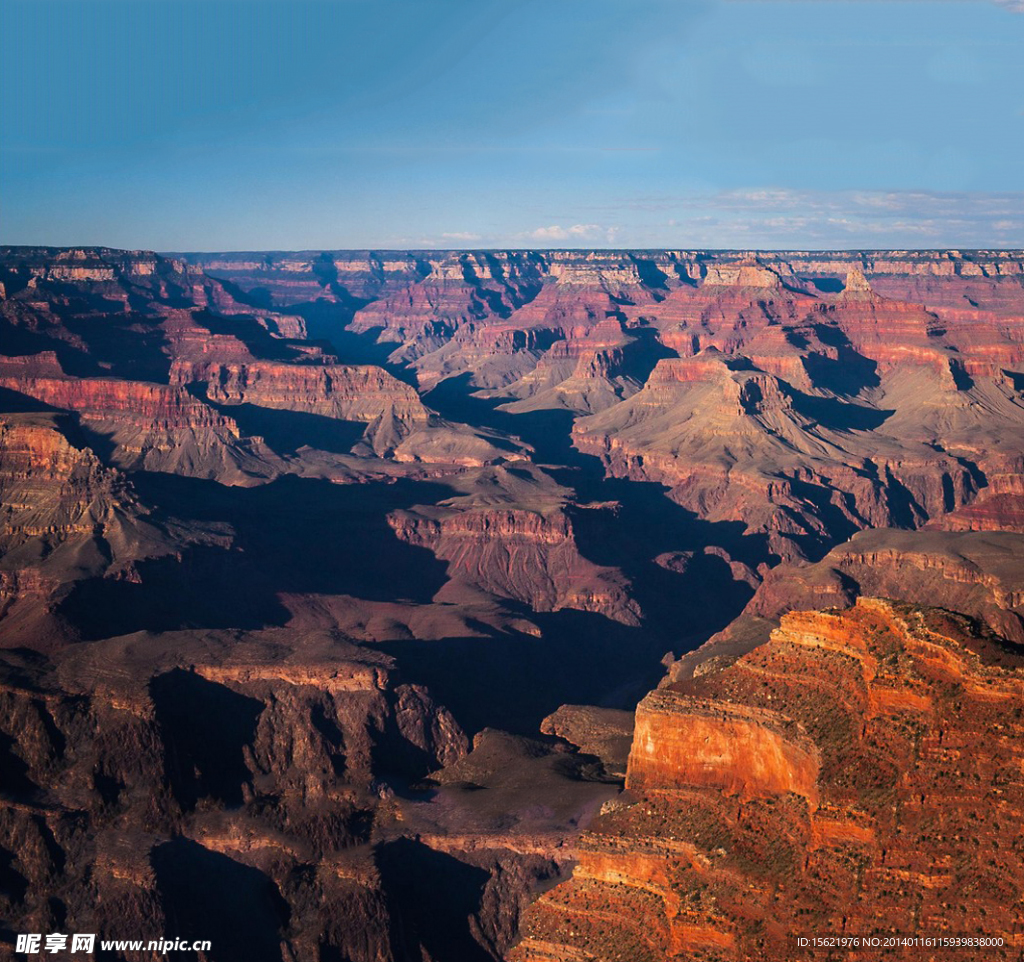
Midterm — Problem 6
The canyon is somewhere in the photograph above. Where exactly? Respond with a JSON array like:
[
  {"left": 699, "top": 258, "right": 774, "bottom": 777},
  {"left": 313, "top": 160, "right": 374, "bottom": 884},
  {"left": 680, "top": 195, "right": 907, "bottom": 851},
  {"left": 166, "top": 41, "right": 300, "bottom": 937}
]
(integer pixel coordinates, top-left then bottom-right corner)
[{"left": 2, "top": 245, "right": 1024, "bottom": 960}]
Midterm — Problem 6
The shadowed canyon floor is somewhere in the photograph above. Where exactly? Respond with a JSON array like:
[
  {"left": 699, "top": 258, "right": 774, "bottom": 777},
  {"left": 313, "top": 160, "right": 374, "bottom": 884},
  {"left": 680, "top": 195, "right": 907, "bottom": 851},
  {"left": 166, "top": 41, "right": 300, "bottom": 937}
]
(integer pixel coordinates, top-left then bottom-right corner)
[{"left": 2, "top": 247, "right": 1024, "bottom": 960}]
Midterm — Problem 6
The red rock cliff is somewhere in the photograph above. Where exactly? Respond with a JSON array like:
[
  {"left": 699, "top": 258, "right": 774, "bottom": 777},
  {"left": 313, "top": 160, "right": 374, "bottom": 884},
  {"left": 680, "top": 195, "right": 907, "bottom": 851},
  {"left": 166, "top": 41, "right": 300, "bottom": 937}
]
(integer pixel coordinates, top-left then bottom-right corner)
[{"left": 513, "top": 598, "right": 1024, "bottom": 961}]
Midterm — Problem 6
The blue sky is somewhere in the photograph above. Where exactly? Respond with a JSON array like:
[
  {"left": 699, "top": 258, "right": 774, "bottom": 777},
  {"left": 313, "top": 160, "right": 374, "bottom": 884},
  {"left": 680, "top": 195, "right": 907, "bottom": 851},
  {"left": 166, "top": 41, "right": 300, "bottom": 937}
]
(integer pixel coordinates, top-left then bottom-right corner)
[{"left": 2, "top": 0, "right": 1022, "bottom": 250}]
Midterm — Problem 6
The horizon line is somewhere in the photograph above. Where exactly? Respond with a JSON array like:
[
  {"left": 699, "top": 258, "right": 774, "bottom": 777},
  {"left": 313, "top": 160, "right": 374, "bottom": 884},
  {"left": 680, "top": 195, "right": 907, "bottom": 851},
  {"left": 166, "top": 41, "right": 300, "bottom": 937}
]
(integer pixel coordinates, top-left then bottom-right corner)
[{"left": 5, "top": 243, "right": 1024, "bottom": 257}]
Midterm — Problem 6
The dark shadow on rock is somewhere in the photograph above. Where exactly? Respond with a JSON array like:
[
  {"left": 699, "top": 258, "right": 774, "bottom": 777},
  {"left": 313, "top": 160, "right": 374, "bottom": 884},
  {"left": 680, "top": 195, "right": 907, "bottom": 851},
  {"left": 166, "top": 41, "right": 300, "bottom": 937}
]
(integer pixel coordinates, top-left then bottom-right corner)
[
  {"left": 631, "top": 256, "right": 670, "bottom": 295},
  {"left": 150, "top": 669, "right": 263, "bottom": 810},
  {"left": 54, "top": 471, "right": 455, "bottom": 643},
  {"left": 61, "top": 471, "right": 454, "bottom": 639},
  {"left": 0, "top": 386, "right": 62, "bottom": 414},
  {"left": 376, "top": 613, "right": 669, "bottom": 740},
  {"left": 0, "top": 731, "right": 39, "bottom": 800},
  {"left": 0, "top": 847, "right": 29, "bottom": 905},
  {"left": 788, "top": 388, "right": 893, "bottom": 432},
  {"left": 138, "top": 473, "right": 453, "bottom": 602},
  {"left": 783, "top": 476, "right": 866, "bottom": 562},
  {"left": 202, "top": 401, "right": 368, "bottom": 456},
  {"left": 0, "top": 316, "right": 157, "bottom": 382},
  {"left": 212, "top": 275, "right": 275, "bottom": 311},
  {"left": 805, "top": 328, "right": 881, "bottom": 395},
  {"left": 949, "top": 358, "right": 975, "bottom": 392},
  {"left": 192, "top": 310, "right": 304, "bottom": 363},
  {"left": 56, "top": 544, "right": 292, "bottom": 639},
  {"left": 289, "top": 303, "right": 418, "bottom": 375},
  {"left": 619, "top": 326, "right": 678, "bottom": 384},
  {"left": 424, "top": 373, "right": 764, "bottom": 654},
  {"left": 151, "top": 837, "right": 290, "bottom": 962},
  {"left": 377, "top": 837, "right": 496, "bottom": 962},
  {"left": 59, "top": 314, "right": 173, "bottom": 382}
]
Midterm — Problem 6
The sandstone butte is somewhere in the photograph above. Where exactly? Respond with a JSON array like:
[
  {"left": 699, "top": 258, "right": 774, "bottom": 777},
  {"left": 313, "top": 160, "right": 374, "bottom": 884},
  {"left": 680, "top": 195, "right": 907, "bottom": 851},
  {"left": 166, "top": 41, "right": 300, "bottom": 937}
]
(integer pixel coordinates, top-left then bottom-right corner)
[
  {"left": 4, "top": 245, "right": 1024, "bottom": 961},
  {"left": 511, "top": 598, "right": 1024, "bottom": 962}
]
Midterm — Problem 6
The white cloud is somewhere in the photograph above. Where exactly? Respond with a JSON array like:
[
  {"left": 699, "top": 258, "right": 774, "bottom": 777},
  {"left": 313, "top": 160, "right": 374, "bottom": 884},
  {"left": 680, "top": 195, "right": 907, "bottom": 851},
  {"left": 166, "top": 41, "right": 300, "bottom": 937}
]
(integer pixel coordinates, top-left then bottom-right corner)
[
  {"left": 575, "top": 187, "right": 1024, "bottom": 249},
  {"left": 527, "top": 224, "right": 605, "bottom": 242},
  {"left": 384, "top": 192, "right": 1021, "bottom": 250}
]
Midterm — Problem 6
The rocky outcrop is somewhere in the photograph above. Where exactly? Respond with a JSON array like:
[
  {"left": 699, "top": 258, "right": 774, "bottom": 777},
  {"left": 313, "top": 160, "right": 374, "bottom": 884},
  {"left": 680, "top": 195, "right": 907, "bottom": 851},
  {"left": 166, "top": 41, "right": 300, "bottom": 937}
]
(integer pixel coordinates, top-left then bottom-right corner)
[
  {"left": 171, "top": 358, "right": 427, "bottom": 422},
  {"left": 0, "top": 411, "right": 231, "bottom": 649},
  {"left": 746, "top": 529, "right": 1024, "bottom": 639},
  {"left": 0, "top": 413, "right": 126, "bottom": 552},
  {"left": 390, "top": 506, "right": 639, "bottom": 624},
  {"left": 513, "top": 599, "right": 1024, "bottom": 961},
  {"left": 0, "top": 630, "right": 468, "bottom": 960},
  {"left": 539, "top": 705, "right": 634, "bottom": 777},
  {"left": 573, "top": 351, "right": 984, "bottom": 561},
  {"left": 627, "top": 690, "right": 821, "bottom": 804},
  {"left": 931, "top": 467, "right": 1024, "bottom": 534},
  {"left": 176, "top": 250, "right": 436, "bottom": 307}
]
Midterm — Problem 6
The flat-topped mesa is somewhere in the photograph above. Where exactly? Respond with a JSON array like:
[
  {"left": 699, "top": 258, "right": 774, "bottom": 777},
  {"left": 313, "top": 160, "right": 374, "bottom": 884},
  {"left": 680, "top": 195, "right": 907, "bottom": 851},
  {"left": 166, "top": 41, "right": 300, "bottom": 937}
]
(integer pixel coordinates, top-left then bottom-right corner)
[
  {"left": 822, "top": 264, "right": 1024, "bottom": 383},
  {"left": 541, "top": 251, "right": 673, "bottom": 301},
  {"left": 513, "top": 598, "right": 1024, "bottom": 962},
  {"left": 646, "top": 267, "right": 821, "bottom": 364},
  {"left": 0, "top": 373, "right": 237, "bottom": 431},
  {"left": 178, "top": 250, "right": 435, "bottom": 305},
  {"left": 644, "top": 347, "right": 807, "bottom": 395},
  {"left": 8, "top": 246, "right": 168, "bottom": 282},
  {"left": 644, "top": 352, "right": 726, "bottom": 385},
  {"left": 701, "top": 259, "right": 787, "bottom": 290},
  {"left": 0, "top": 247, "right": 244, "bottom": 315},
  {"left": 171, "top": 357, "right": 518, "bottom": 465}
]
